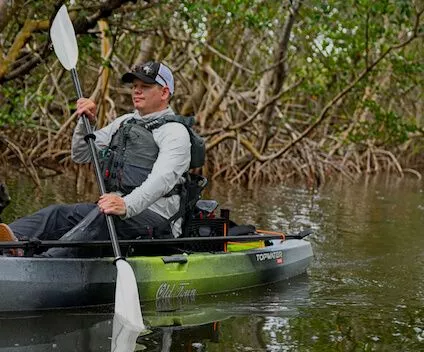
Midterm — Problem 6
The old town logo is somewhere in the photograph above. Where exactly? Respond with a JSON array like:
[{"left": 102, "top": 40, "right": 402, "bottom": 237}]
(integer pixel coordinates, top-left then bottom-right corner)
[{"left": 156, "top": 282, "right": 197, "bottom": 300}]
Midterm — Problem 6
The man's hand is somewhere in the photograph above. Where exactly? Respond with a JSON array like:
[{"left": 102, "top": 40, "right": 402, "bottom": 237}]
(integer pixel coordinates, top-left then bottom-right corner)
[
  {"left": 76, "top": 98, "right": 97, "bottom": 124},
  {"left": 98, "top": 193, "right": 127, "bottom": 216}
]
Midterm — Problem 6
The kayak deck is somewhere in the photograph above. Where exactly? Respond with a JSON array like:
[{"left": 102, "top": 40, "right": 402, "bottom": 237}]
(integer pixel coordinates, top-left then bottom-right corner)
[{"left": 0, "top": 239, "right": 313, "bottom": 312}]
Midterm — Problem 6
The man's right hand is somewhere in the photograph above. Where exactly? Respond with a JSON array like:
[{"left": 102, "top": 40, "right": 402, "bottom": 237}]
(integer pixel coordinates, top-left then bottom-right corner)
[{"left": 76, "top": 98, "right": 97, "bottom": 124}]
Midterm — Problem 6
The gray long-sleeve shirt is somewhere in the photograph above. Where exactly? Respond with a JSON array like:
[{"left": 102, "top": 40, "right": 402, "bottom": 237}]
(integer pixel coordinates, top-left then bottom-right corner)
[{"left": 71, "top": 107, "right": 191, "bottom": 237}]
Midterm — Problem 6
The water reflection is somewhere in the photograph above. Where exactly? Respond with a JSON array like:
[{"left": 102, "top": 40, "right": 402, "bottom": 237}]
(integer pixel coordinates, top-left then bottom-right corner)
[
  {"left": 0, "top": 311, "right": 112, "bottom": 351},
  {"left": 1, "top": 172, "right": 424, "bottom": 351},
  {"left": 0, "top": 277, "right": 310, "bottom": 351}
]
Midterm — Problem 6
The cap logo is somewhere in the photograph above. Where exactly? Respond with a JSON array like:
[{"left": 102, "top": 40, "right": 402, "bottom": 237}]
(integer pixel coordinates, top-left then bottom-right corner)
[
  {"left": 126, "top": 62, "right": 173, "bottom": 95},
  {"left": 143, "top": 65, "right": 153, "bottom": 75}
]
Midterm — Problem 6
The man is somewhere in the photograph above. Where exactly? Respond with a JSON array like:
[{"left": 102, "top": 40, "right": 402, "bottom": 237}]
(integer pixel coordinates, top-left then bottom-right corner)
[{"left": 0, "top": 61, "right": 191, "bottom": 256}]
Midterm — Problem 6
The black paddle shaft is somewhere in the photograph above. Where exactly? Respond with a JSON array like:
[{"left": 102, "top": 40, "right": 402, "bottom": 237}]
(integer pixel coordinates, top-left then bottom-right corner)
[{"left": 70, "top": 68, "right": 122, "bottom": 260}]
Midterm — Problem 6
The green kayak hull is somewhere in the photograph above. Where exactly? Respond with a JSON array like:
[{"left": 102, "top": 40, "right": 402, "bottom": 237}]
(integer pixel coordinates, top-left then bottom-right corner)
[{"left": 0, "top": 239, "right": 312, "bottom": 312}]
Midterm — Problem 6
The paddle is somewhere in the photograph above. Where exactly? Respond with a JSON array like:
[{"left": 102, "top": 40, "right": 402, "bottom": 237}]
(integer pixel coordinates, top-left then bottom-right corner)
[{"left": 50, "top": 4, "right": 144, "bottom": 334}]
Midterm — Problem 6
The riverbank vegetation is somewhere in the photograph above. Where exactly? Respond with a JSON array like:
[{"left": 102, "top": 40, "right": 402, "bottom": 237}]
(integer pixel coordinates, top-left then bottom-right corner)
[{"left": 1, "top": 0, "right": 423, "bottom": 188}]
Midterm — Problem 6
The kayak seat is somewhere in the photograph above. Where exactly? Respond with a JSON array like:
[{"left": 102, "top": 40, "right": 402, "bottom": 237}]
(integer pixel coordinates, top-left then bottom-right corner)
[{"left": 182, "top": 217, "right": 227, "bottom": 252}]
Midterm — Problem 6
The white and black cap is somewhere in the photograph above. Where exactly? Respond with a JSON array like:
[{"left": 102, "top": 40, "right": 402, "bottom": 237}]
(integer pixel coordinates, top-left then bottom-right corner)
[{"left": 122, "top": 61, "right": 174, "bottom": 95}]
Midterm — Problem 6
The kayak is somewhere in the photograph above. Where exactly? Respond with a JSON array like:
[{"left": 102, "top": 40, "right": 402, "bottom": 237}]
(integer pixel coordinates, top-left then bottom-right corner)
[{"left": 0, "top": 236, "right": 313, "bottom": 312}]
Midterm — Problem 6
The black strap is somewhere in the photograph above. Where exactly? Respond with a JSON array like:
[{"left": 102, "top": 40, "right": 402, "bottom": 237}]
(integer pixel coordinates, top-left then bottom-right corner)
[
  {"left": 140, "top": 114, "right": 195, "bottom": 131},
  {"left": 155, "top": 174, "right": 189, "bottom": 235},
  {"left": 163, "top": 183, "right": 182, "bottom": 197}
]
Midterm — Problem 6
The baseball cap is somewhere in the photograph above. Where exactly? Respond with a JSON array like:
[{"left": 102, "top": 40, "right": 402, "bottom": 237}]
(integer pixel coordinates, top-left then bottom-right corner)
[{"left": 122, "top": 61, "right": 174, "bottom": 95}]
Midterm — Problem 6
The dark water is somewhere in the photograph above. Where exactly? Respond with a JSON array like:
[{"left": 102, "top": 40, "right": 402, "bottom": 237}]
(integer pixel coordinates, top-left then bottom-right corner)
[{"left": 0, "top": 172, "right": 423, "bottom": 351}]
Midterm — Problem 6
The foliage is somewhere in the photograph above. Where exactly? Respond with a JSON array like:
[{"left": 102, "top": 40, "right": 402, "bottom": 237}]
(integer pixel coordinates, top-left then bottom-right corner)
[
  {"left": 349, "top": 100, "right": 417, "bottom": 146},
  {"left": 0, "top": 0, "right": 423, "bottom": 183},
  {"left": 0, "top": 85, "right": 33, "bottom": 126}
]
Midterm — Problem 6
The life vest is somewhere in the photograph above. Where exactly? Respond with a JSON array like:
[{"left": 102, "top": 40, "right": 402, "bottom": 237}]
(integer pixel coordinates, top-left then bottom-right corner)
[
  {"left": 99, "top": 114, "right": 205, "bottom": 195},
  {"left": 99, "top": 118, "right": 157, "bottom": 195},
  {"left": 142, "top": 114, "right": 205, "bottom": 169}
]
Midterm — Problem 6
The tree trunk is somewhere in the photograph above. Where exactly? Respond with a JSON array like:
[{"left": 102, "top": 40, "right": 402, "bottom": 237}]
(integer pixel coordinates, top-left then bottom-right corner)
[{"left": 258, "top": 0, "right": 303, "bottom": 153}]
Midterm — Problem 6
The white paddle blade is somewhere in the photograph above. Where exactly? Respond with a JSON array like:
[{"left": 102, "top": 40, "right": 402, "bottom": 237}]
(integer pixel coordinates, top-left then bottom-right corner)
[
  {"left": 111, "top": 313, "right": 141, "bottom": 352},
  {"left": 50, "top": 5, "right": 78, "bottom": 70},
  {"left": 115, "top": 260, "right": 145, "bottom": 331}
]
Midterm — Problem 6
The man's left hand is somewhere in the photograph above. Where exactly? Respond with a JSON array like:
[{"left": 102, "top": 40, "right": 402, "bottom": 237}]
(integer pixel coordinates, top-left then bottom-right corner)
[{"left": 98, "top": 193, "right": 127, "bottom": 216}]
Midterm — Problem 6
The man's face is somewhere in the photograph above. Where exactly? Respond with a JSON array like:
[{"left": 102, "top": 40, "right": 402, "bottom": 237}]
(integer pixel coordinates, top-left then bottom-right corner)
[{"left": 131, "top": 79, "right": 169, "bottom": 115}]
